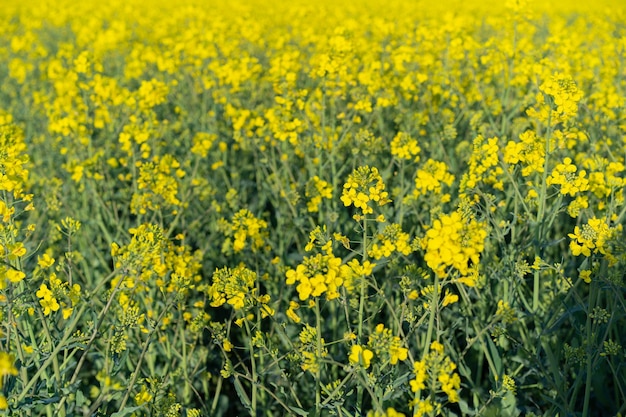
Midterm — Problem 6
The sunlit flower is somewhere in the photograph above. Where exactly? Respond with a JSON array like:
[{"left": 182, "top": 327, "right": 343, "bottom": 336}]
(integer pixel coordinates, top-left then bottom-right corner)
[{"left": 349, "top": 344, "right": 374, "bottom": 369}]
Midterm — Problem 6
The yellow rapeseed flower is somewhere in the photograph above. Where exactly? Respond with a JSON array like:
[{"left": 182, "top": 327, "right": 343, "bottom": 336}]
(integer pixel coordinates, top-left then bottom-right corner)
[{"left": 349, "top": 344, "right": 374, "bottom": 369}]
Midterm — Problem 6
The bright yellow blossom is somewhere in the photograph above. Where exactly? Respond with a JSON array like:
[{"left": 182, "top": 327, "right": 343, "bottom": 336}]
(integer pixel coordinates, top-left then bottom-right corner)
[{"left": 349, "top": 344, "right": 374, "bottom": 369}]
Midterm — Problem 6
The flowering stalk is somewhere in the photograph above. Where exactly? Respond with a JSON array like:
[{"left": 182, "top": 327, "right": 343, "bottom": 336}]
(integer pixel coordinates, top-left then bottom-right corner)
[
  {"left": 118, "top": 297, "right": 176, "bottom": 411},
  {"left": 357, "top": 216, "right": 368, "bottom": 413},
  {"left": 243, "top": 319, "right": 259, "bottom": 415},
  {"left": 315, "top": 298, "right": 322, "bottom": 415},
  {"left": 358, "top": 217, "right": 368, "bottom": 342},
  {"left": 424, "top": 271, "right": 439, "bottom": 358},
  {"left": 534, "top": 109, "right": 553, "bottom": 313},
  {"left": 412, "top": 270, "right": 440, "bottom": 413},
  {"left": 16, "top": 302, "right": 88, "bottom": 405}
]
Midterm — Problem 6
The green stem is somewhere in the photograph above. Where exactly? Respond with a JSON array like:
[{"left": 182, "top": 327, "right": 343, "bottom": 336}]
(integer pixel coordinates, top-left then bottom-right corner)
[
  {"left": 533, "top": 112, "right": 553, "bottom": 313},
  {"left": 582, "top": 263, "right": 600, "bottom": 417},
  {"left": 55, "top": 272, "right": 125, "bottom": 412},
  {"left": 321, "top": 369, "right": 356, "bottom": 407},
  {"left": 118, "top": 300, "right": 173, "bottom": 411},
  {"left": 234, "top": 372, "right": 297, "bottom": 416},
  {"left": 315, "top": 298, "right": 322, "bottom": 416},
  {"left": 67, "top": 271, "right": 124, "bottom": 387},
  {"left": 356, "top": 216, "right": 368, "bottom": 414},
  {"left": 16, "top": 303, "right": 88, "bottom": 404},
  {"left": 179, "top": 305, "right": 191, "bottom": 402},
  {"left": 36, "top": 309, "right": 65, "bottom": 416},
  {"left": 414, "top": 270, "right": 440, "bottom": 413},
  {"left": 210, "top": 375, "right": 224, "bottom": 415},
  {"left": 7, "top": 283, "right": 30, "bottom": 394},
  {"left": 358, "top": 217, "right": 368, "bottom": 341},
  {"left": 243, "top": 319, "right": 258, "bottom": 416},
  {"left": 397, "top": 160, "right": 405, "bottom": 228},
  {"left": 424, "top": 272, "right": 440, "bottom": 355},
  {"left": 532, "top": 270, "right": 540, "bottom": 314}
]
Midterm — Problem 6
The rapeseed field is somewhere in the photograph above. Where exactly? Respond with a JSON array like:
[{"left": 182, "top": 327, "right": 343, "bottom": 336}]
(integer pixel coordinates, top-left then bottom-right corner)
[{"left": 1, "top": 0, "right": 625, "bottom": 415}]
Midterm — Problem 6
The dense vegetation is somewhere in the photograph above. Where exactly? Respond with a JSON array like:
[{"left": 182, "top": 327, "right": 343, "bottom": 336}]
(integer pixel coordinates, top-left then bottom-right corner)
[{"left": 1, "top": 0, "right": 625, "bottom": 416}]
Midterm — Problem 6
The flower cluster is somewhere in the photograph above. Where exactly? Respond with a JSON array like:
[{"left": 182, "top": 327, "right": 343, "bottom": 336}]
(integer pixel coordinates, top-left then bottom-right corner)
[
  {"left": 348, "top": 323, "right": 409, "bottom": 370},
  {"left": 137, "top": 78, "right": 169, "bottom": 112},
  {"left": 460, "top": 136, "right": 504, "bottom": 192},
  {"left": 366, "top": 323, "right": 409, "bottom": 365},
  {"left": 0, "top": 119, "right": 34, "bottom": 289},
  {"left": 306, "top": 175, "right": 333, "bottom": 212},
  {"left": 0, "top": 352, "right": 18, "bottom": 409},
  {"left": 568, "top": 217, "right": 620, "bottom": 262},
  {"left": 546, "top": 157, "right": 589, "bottom": 197},
  {"left": 552, "top": 128, "right": 587, "bottom": 151},
  {"left": 131, "top": 155, "right": 184, "bottom": 215},
  {"left": 413, "top": 159, "right": 455, "bottom": 200},
  {"left": 422, "top": 211, "right": 488, "bottom": 277},
  {"left": 156, "top": 239, "right": 203, "bottom": 297},
  {"left": 117, "top": 115, "right": 157, "bottom": 158},
  {"left": 296, "top": 324, "right": 327, "bottom": 374},
  {"left": 527, "top": 73, "right": 583, "bottom": 124},
  {"left": 190, "top": 132, "right": 217, "bottom": 158},
  {"left": 566, "top": 195, "right": 589, "bottom": 218},
  {"left": 0, "top": 120, "right": 29, "bottom": 198},
  {"left": 503, "top": 130, "right": 545, "bottom": 177},
  {"left": 111, "top": 223, "right": 167, "bottom": 280},
  {"left": 496, "top": 300, "right": 517, "bottom": 325},
  {"left": 584, "top": 158, "right": 626, "bottom": 199},
  {"left": 369, "top": 223, "right": 413, "bottom": 259},
  {"left": 339, "top": 258, "right": 376, "bottom": 292},
  {"left": 286, "top": 242, "right": 344, "bottom": 300},
  {"left": 36, "top": 271, "right": 81, "bottom": 318},
  {"left": 220, "top": 209, "right": 268, "bottom": 253},
  {"left": 207, "top": 264, "right": 273, "bottom": 316},
  {"left": 390, "top": 132, "right": 421, "bottom": 162},
  {"left": 110, "top": 224, "right": 205, "bottom": 343},
  {"left": 349, "top": 344, "right": 374, "bottom": 369},
  {"left": 410, "top": 341, "right": 461, "bottom": 407},
  {"left": 341, "top": 166, "right": 390, "bottom": 217}
]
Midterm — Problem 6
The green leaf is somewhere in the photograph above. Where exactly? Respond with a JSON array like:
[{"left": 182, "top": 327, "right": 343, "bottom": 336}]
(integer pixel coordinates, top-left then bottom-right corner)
[
  {"left": 486, "top": 335, "right": 502, "bottom": 377},
  {"left": 288, "top": 406, "right": 309, "bottom": 416},
  {"left": 232, "top": 376, "right": 252, "bottom": 414},
  {"left": 75, "top": 389, "right": 86, "bottom": 407},
  {"left": 110, "top": 406, "right": 142, "bottom": 417},
  {"left": 458, "top": 398, "right": 475, "bottom": 416}
]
